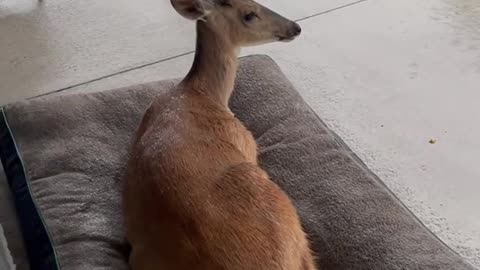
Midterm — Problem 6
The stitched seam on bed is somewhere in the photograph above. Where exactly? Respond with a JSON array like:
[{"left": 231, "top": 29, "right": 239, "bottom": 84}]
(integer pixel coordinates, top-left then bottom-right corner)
[{"left": 0, "top": 107, "right": 61, "bottom": 270}]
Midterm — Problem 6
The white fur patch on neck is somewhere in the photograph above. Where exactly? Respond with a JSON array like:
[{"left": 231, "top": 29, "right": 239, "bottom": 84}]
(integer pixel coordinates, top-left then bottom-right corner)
[
  {"left": 198, "top": 10, "right": 211, "bottom": 22},
  {"left": 235, "top": 47, "right": 241, "bottom": 55}
]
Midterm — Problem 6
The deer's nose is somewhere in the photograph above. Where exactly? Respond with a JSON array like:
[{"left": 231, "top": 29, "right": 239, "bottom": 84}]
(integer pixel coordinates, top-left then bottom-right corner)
[{"left": 292, "top": 22, "right": 302, "bottom": 36}]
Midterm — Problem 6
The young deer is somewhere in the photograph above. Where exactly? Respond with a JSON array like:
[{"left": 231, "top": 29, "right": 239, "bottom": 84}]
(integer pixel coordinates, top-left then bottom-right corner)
[{"left": 123, "top": 0, "right": 316, "bottom": 269}]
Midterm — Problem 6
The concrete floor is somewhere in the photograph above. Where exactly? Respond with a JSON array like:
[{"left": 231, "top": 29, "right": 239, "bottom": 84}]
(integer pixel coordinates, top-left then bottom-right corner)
[{"left": 1, "top": 0, "right": 479, "bottom": 267}]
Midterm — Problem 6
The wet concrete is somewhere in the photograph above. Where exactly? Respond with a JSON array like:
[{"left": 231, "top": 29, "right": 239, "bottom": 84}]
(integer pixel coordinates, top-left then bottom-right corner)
[
  {"left": 1, "top": 0, "right": 480, "bottom": 267},
  {"left": 0, "top": 0, "right": 354, "bottom": 105}
]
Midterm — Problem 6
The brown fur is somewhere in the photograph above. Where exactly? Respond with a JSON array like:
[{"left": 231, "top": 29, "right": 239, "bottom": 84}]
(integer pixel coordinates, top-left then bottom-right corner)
[{"left": 123, "top": 0, "right": 315, "bottom": 269}]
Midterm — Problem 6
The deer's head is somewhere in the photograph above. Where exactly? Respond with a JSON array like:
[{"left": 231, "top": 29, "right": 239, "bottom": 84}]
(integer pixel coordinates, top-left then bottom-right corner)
[{"left": 171, "top": 0, "right": 301, "bottom": 47}]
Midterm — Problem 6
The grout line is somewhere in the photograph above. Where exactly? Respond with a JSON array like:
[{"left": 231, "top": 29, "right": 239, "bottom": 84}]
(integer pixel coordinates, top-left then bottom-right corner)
[
  {"left": 30, "top": 50, "right": 195, "bottom": 99},
  {"left": 31, "top": 0, "right": 368, "bottom": 99},
  {"left": 294, "top": 0, "right": 369, "bottom": 23}
]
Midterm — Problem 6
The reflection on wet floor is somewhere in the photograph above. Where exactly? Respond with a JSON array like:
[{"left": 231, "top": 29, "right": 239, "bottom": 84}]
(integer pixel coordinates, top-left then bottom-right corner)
[
  {"left": 0, "top": 0, "right": 42, "bottom": 18},
  {"left": 448, "top": 0, "right": 480, "bottom": 71},
  {"left": 430, "top": 0, "right": 480, "bottom": 72},
  {"left": 444, "top": 0, "right": 480, "bottom": 41}
]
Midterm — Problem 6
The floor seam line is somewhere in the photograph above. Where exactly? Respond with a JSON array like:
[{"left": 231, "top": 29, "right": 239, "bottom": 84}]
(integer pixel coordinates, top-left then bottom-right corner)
[
  {"left": 30, "top": 50, "right": 194, "bottom": 99},
  {"left": 295, "top": 0, "right": 369, "bottom": 23},
  {"left": 30, "top": 0, "right": 369, "bottom": 99}
]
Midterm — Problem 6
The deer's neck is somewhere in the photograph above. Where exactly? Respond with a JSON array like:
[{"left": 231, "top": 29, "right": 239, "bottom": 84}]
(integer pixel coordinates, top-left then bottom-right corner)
[{"left": 182, "top": 21, "right": 238, "bottom": 107}]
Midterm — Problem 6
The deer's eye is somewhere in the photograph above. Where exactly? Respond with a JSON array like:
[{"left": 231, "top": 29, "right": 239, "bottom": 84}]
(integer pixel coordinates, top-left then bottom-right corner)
[{"left": 243, "top": 12, "right": 257, "bottom": 22}]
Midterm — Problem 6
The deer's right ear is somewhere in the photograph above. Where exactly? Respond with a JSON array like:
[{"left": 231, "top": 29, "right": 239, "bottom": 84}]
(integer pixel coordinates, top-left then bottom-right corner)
[{"left": 171, "top": 0, "right": 213, "bottom": 20}]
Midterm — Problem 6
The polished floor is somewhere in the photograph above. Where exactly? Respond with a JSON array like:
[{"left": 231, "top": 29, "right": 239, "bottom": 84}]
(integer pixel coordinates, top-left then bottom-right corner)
[{"left": 1, "top": 0, "right": 479, "bottom": 267}]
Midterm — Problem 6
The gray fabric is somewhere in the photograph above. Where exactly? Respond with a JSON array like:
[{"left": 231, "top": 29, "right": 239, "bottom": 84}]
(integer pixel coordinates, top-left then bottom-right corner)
[
  {"left": 0, "top": 224, "right": 16, "bottom": 270},
  {"left": 0, "top": 164, "right": 29, "bottom": 270},
  {"left": 1, "top": 55, "right": 476, "bottom": 270}
]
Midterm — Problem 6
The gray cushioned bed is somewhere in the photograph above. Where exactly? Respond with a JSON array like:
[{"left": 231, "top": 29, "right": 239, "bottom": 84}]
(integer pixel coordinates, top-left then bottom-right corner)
[{"left": 0, "top": 55, "right": 476, "bottom": 270}]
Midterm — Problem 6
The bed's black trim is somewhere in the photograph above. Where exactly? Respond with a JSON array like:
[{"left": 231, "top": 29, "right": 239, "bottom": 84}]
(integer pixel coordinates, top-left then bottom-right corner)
[{"left": 0, "top": 108, "right": 59, "bottom": 270}]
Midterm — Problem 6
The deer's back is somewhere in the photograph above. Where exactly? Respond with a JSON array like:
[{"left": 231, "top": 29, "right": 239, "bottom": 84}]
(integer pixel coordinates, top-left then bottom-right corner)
[
  {"left": 124, "top": 89, "right": 259, "bottom": 238},
  {"left": 123, "top": 90, "right": 315, "bottom": 270}
]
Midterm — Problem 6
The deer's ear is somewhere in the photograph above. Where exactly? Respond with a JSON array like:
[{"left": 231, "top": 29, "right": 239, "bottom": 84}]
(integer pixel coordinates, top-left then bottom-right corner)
[{"left": 171, "top": 0, "right": 214, "bottom": 20}]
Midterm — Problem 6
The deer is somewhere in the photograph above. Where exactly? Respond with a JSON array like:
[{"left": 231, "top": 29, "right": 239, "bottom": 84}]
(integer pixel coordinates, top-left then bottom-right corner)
[{"left": 122, "top": 0, "right": 316, "bottom": 269}]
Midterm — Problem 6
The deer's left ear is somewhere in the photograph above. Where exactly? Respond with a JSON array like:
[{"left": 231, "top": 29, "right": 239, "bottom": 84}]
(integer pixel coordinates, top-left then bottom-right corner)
[{"left": 171, "top": 0, "right": 215, "bottom": 20}]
